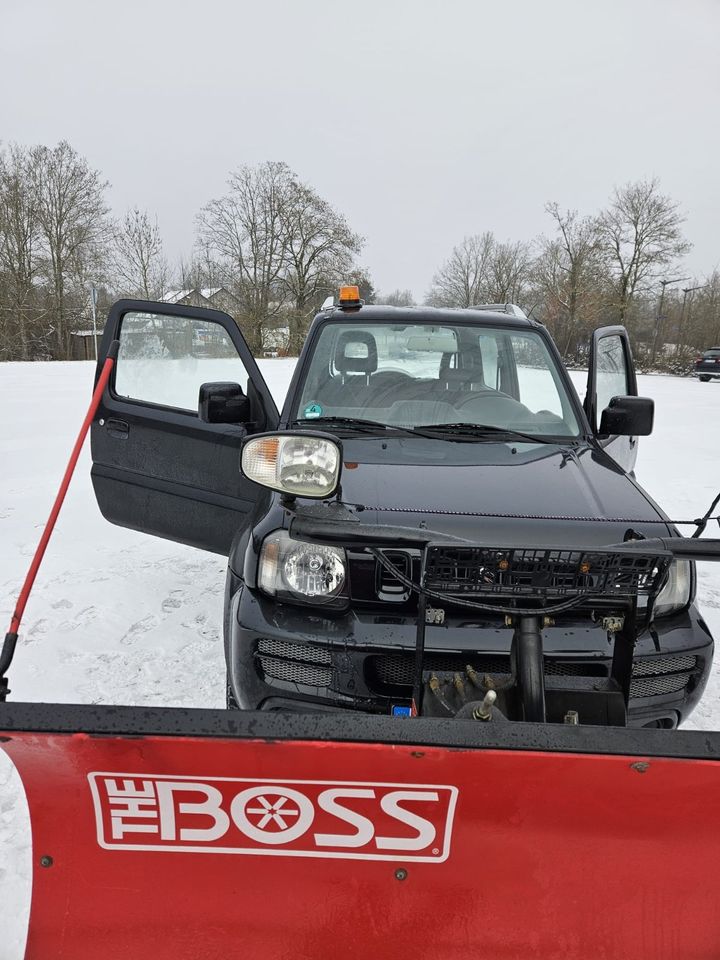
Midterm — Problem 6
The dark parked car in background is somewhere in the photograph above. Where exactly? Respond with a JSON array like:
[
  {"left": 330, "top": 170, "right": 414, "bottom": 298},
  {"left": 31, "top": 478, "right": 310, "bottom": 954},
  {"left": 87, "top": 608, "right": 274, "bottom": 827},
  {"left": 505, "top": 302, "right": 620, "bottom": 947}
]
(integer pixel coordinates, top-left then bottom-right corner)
[
  {"left": 89, "top": 292, "right": 715, "bottom": 729},
  {"left": 695, "top": 348, "right": 720, "bottom": 381}
]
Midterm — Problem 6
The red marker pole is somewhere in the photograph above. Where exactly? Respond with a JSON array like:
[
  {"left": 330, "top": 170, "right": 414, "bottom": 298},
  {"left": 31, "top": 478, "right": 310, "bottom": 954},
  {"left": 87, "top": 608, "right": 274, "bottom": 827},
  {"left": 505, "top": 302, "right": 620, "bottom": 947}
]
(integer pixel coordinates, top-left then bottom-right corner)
[{"left": 0, "top": 340, "right": 120, "bottom": 700}]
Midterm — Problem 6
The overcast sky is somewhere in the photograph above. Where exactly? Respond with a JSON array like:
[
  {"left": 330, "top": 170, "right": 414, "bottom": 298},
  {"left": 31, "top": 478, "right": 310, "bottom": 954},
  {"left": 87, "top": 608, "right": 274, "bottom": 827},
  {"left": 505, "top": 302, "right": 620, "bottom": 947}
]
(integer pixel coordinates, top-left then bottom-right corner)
[{"left": 2, "top": 0, "right": 718, "bottom": 299}]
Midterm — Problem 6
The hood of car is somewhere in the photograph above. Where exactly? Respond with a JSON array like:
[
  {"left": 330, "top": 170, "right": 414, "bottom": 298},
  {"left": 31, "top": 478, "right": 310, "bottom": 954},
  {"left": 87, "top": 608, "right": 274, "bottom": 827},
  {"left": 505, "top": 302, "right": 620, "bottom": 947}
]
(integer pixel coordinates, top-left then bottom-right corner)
[{"left": 336, "top": 442, "right": 670, "bottom": 545}]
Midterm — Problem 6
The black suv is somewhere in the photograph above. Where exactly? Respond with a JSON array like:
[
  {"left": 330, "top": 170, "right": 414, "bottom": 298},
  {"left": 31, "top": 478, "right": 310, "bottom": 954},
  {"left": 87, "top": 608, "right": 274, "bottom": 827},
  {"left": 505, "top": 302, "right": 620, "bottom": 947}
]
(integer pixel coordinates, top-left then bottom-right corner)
[
  {"left": 695, "top": 348, "right": 720, "bottom": 381},
  {"left": 90, "top": 295, "right": 714, "bottom": 728}
]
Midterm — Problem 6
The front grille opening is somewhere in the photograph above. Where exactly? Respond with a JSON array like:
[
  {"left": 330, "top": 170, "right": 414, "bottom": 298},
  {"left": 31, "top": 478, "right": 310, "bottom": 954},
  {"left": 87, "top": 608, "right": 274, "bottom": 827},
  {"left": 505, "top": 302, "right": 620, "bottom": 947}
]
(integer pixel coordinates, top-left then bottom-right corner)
[
  {"left": 630, "top": 654, "right": 698, "bottom": 699},
  {"left": 257, "top": 637, "right": 332, "bottom": 665},
  {"left": 367, "top": 653, "right": 611, "bottom": 692},
  {"left": 256, "top": 638, "right": 332, "bottom": 688},
  {"left": 632, "top": 655, "right": 697, "bottom": 677},
  {"left": 368, "top": 653, "right": 511, "bottom": 691},
  {"left": 544, "top": 660, "right": 608, "bottom": 678},
  {"left": 630, "top": 674, "right": 692, "bottom": 698}
]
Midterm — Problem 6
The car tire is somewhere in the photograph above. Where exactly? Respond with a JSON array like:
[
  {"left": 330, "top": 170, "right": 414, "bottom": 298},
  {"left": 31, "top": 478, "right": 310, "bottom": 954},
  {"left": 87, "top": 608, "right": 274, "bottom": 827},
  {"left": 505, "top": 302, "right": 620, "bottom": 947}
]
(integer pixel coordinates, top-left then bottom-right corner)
[{"left": 699, "top": 375, "right": 711, "bottom": 382}]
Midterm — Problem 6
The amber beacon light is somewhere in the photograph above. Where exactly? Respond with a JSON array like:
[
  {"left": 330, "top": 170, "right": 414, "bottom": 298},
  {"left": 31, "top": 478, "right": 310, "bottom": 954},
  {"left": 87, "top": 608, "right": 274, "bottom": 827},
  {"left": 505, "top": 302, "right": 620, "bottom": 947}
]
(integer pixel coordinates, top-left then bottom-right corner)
[{"left": 338, "top": 284, "right": 362, "bottom": 308}]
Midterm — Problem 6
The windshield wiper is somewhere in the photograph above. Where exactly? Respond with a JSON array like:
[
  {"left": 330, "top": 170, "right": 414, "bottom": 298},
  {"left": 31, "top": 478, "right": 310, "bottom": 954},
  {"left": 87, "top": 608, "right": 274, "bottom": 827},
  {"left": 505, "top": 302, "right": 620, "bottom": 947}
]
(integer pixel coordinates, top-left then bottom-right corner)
[
  {"left": 290, "top": 416, "right": 417, "bottom": 436},
  {"left": 410, "top": 422, "right": 566, "bottom": 444},
  {"left": 291, "top": 417, "right": 569, "bottom": 445}
]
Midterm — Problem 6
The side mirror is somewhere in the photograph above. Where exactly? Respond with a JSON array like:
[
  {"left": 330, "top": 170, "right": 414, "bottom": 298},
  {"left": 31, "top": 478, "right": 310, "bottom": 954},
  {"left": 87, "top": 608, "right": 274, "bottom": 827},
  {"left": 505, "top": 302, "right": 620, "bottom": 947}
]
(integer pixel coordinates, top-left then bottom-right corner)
[
  {"left": 598, "top": 396, "right": 654, "bottom": 437},
  {"left": 198, "top": 382, "right": 251, "bottom": 424}
]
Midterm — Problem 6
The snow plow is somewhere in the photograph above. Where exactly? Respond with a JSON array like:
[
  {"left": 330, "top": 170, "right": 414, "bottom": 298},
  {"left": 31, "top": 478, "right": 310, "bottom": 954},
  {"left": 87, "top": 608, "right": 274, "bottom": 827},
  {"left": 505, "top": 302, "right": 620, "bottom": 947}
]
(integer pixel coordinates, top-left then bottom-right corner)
[
  {"left": 3, "top": 703, "right": 720, "bottom": 958},
  {"left": 4, "top": 508, "right": 720, "bottom": 958},
  {"left": 3, "top": 308, "right": 720, "bottom": 957}
]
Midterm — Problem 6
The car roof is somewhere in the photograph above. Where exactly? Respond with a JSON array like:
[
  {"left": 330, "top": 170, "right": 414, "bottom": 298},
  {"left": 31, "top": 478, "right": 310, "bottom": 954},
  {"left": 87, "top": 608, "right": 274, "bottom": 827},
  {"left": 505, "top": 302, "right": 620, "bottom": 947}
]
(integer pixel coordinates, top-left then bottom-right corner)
[{"left": 316, "top": 303, "right": 535, "bottom": 328}]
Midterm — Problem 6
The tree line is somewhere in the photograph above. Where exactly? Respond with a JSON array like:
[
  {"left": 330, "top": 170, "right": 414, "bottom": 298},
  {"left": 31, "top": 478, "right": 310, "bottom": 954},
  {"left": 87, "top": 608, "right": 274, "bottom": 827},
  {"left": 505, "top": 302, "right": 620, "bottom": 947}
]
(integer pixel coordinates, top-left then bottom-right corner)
[
  {"left": 426, "top": 184, "right": 719, "bottom": 369},
  {"left": 1, "top": 139, "right": 717, "bottom": 367}
]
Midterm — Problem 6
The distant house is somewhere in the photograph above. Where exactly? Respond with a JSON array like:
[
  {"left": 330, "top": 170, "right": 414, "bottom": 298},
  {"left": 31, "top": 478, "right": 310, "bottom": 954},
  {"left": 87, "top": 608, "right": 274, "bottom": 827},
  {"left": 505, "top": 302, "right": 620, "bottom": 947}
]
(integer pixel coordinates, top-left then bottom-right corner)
[
  {"left": 261, "top": 324, "right": 290, "bottom": 356},
  {"left": 159, "top": 289, "right": 210, "bottom": 309},
  {"left": 159, "top": 287, "right": 280, "bottom": 353},
  {"left": 200, "top": 287, "right": 243, "bottom": 315},
  {"left": 159, "top": 287, "right": 243, "bottom": 314},
  {"left": 70, "top": 329, "right": 104, "bottom": 360}
]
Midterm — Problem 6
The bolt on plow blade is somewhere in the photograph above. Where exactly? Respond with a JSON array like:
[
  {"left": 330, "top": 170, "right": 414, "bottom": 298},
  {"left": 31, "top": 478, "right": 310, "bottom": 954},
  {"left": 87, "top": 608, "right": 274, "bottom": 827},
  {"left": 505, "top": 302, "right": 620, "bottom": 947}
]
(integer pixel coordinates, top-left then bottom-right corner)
[{"left": 2, "top": 704, "right": 720, "bottom": 959}]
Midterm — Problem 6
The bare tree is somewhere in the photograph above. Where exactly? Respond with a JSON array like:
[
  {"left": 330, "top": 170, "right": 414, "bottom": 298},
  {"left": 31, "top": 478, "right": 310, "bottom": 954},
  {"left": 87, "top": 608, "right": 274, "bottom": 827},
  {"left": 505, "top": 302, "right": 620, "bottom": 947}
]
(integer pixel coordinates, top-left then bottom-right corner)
[
  {"left": 596, "top": 179, "right": 691, "bottom": 328},
  {"left": 534, "top": 204, "right": 605, "bottom": 357},
  {"left": 486, "top": 239, "right": 532, "bottom": 304},
  {"left": 280, "top": 180, "right": 362, "bottom": 352},
  {"left": 197, "top": 162, "right": 294, "bottom": 351},
  {"left": 344, "top": 268, "right": 377, "bottom": 305},
  {"left": 0, "top": 144, "right": 44, "bottom": 359},
  {"left": 113, "top": 207, "right": 167, "bottom": 299},
  {"left": 31, "top": 141, "right": 110, "bottom": 357},
  {"left": 696, "top": 271, "right": 720, "bottom": 348},
  {"left": 426, "top": 233, "right": 495, "bottom": 307},
  {"left": 381, "top": 288, "right": 416, "bottom": 307}
]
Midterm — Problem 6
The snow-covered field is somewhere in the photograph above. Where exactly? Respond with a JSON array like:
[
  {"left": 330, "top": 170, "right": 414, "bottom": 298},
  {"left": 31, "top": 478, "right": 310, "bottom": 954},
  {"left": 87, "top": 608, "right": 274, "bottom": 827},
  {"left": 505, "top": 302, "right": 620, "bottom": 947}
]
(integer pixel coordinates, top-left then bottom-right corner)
[{"left": 1, "top": 360, "right": 719, "bottom": 957}]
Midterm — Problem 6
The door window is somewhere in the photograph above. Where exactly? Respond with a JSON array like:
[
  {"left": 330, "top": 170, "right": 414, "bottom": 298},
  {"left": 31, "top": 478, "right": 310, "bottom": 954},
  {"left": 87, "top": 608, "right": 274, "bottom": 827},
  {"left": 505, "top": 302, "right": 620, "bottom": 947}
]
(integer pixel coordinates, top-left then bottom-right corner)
[
  {"left": 595, "top": 335, "right": 630, "bottom": 416},
  {"left": 114, "top": 311, "right": 250, "bottom": 411}
]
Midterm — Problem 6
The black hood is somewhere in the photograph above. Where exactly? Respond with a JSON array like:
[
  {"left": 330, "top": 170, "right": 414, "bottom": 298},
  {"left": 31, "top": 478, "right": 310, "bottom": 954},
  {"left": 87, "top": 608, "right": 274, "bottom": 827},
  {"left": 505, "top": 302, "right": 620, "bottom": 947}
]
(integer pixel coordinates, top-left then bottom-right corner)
[{"left": 336, "top": 442, "right": 671, "bottom": 547}]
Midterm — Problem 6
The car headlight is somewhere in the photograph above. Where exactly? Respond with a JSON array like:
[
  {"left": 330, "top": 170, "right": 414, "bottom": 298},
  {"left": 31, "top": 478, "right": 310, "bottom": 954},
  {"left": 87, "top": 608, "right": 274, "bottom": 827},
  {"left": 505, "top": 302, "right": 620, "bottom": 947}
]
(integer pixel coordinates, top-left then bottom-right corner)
[
  {"left": 653, "top": 560, "right": 692, "bottom": 618},
  {"left": 241, "top": 433, "right": 341, "bottom": 499},
  {"left": 258, "top": 530, "right": 347, "bottom": 606}
]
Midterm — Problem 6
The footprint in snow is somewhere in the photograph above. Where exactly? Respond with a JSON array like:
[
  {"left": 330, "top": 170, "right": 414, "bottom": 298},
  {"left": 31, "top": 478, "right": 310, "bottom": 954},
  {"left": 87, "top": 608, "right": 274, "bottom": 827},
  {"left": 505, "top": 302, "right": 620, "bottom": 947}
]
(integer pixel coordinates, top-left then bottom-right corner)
[
  {"left": 162, "top": 590, "right": 185, "bottom": 613},
  {"left": 51, "top": 598, "right": 72, "bottom": 610},
  {"left": 120, "top": 614, "right": 160, "bottom": 645}
]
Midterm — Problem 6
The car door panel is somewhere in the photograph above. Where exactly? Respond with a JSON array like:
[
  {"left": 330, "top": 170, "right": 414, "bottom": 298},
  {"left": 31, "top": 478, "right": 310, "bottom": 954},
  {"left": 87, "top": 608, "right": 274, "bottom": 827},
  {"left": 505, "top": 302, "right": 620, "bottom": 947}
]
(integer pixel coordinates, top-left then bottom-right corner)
[
  {"left": 91, "top": 300, "right": 279, "bottom": 556},
  {"left": 584, "top": 326, "right": 638, "bottom": 474}
]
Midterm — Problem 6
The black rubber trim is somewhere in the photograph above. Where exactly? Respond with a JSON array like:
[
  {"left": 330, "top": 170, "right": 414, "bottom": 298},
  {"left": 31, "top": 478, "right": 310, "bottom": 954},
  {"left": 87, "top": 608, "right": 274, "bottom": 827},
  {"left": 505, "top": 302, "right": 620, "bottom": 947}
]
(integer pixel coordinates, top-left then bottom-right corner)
[
  {"left": 91, "top": 464, "right": 256, "bottom": 513},
  {"left": 1, "top": 703, "right": 719, "bottom": 760}
]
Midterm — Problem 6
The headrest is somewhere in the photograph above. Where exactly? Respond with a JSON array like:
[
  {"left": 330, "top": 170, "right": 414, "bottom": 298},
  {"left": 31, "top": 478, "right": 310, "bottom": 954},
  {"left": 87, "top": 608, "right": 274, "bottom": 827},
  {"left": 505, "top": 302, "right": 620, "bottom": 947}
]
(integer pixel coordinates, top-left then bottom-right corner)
[
  {"left": 441, "top": 347, "right": 484, "bottom": 387},
  {"left": 334, "top": 330, "right": 378, "bottom": 375}
]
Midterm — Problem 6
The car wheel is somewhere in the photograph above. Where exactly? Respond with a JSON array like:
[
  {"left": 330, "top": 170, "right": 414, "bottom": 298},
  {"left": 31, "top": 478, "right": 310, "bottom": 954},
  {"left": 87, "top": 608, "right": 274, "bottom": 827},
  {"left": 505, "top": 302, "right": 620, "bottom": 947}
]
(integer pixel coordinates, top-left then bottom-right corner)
[{"left": 699, "top": 375, "right": 711, "bottom": 382}]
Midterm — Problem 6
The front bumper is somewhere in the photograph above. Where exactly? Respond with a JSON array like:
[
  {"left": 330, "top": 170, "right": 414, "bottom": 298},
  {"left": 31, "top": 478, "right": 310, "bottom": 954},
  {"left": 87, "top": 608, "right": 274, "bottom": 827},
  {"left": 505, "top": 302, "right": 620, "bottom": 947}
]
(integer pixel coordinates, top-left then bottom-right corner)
[{"left": 228, "top": 586, "right": 715, "bottom": 728}]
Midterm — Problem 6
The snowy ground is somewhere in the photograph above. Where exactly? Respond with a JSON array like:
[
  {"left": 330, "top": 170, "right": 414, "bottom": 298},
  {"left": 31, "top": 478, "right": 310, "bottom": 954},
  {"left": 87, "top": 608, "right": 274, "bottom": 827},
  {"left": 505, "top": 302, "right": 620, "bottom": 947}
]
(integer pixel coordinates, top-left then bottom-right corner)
[{"left": 1, "top": 360, "right": 719, "bottom": 957}]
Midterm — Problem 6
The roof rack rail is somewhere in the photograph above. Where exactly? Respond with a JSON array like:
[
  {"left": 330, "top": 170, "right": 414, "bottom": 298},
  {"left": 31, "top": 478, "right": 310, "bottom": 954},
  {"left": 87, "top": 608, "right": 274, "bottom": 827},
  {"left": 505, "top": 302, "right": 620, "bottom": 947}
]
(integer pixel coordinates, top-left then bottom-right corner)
[{"left": 467, "top": 303, "right": 528, "bottom": 319}]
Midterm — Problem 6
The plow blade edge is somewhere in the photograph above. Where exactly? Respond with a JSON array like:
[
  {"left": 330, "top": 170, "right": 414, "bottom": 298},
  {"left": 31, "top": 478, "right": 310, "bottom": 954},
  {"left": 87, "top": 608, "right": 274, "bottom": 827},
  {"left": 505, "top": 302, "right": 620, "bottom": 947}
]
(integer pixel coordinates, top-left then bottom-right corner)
[{"left": 1, "top": 704, "right": 720, "bottom": 959}]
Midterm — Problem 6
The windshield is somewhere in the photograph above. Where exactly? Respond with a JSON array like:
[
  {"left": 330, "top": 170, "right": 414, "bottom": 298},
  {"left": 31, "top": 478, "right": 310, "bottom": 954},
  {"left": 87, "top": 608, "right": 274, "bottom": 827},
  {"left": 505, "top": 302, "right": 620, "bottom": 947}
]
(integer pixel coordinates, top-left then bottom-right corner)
[{"left": 294, "top": 320, "right": 581, "bottom": 438}]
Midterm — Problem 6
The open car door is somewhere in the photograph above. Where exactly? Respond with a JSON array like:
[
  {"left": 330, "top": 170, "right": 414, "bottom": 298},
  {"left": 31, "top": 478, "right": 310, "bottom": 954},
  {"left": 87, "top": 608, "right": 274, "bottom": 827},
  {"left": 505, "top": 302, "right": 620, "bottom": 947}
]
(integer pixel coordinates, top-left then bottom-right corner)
[
  {"left": 90, "top": 299, "right": 279, "bottom": 555},
  {"left": 583, "top": 325, "right": 651, "bottom": 474}
]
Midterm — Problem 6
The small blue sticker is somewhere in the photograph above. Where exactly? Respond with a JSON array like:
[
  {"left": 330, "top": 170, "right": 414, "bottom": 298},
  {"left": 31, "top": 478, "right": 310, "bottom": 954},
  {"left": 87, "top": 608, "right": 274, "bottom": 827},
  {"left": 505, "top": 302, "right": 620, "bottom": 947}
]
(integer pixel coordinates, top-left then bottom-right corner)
[
  {"left": 304, "top": 402, "right": 323, "bottom": 419},
  {"left": 392, "top": 704, "right": 412, "bottom": 717}
]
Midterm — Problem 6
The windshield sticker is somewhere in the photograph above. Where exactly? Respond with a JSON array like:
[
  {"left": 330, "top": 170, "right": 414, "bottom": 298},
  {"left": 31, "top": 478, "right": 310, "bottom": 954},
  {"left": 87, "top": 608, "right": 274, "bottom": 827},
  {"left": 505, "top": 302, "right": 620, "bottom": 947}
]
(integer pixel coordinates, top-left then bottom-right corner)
[{"left": 303, "top": 402, "right": 323, "bottom": 419}]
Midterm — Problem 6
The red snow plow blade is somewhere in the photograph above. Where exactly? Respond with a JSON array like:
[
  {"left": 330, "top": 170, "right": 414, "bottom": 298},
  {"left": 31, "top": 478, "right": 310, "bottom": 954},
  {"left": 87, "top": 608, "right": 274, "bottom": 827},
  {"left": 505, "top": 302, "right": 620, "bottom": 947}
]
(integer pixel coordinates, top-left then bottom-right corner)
[{"left": 2, "top": 704, "right": 720, "bottom": 959}]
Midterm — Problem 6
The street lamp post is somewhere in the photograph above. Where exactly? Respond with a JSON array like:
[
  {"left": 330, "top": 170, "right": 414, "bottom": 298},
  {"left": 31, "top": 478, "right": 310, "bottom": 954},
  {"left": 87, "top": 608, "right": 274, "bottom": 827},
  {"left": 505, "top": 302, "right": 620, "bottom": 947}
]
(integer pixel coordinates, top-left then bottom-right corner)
[{"left": 651, "top": 276, "right": 689, "bottom": 364}]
